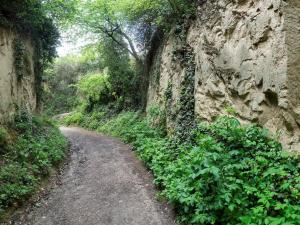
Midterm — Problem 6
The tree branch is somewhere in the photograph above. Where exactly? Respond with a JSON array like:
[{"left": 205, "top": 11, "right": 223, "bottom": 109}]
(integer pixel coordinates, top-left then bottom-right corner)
[
  {"left": 117, "top": 29, "right": 142, "bottom": 64},
  {"left": 94, "top": 24, "right": 142, "bottom": 64}
]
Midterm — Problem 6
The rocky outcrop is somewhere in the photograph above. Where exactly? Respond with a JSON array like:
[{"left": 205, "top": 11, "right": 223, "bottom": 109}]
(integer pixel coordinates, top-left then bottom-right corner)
[
  {"left": 147, "top": 0, "right": 300, "bottom": 150},
  {"left": 0, "top": 27, "right": 37, "bottom": 123}
]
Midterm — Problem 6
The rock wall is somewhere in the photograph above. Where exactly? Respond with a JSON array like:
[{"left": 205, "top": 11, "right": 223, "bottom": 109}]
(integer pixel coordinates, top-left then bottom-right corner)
[
  {"left": 0, "top": 27, "right": 37, "bottom": 123},
  {"left": 147, "top": 0, "right": 300, "bottom": 150}
]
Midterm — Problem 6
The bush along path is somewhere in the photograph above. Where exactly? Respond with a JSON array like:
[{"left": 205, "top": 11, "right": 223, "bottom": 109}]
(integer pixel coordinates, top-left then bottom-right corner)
[
  {"left": 0, "top": 114, "right": 68, "bottom": 222},
  {"left": 62, "top": 110, "right": 300, "bottom": 225},
  {"left": 11, "top": 127, "right": 176, "bottom": 225}
]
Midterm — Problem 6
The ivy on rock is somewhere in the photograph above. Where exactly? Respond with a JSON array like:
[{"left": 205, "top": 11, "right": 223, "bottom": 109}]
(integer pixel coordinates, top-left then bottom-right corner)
[
  {"left": 13, "top": 39, "right": 27, "bottom": 81},
  {"left": 164, "top": 19, "right": 196, "bottom": 145},
  {"left": 0, "top": 0, "right": 60, "bottom": 108}
]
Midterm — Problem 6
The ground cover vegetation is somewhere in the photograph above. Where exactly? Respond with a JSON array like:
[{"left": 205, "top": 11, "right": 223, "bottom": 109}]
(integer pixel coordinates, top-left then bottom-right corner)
[
  {"left": 42, "top": 53, "right": 97, "bottom": 115},
  {"left": 2, "top": 0, "right": 299, "bottom": 224},
  {"left": 48, "top": 0, "right": 300, "bottom": 224},
  {"left": 0, "top": 1, "right": 71, "bottom": 220},
  {"left": 0, "top": 113, "right": 68, "bottom": 220},
  {"left": 62, "top": 108, "right": 300, "bottom": 225},
  {"left": 62, "top": 65, "right": 300, "bottom": 224}
]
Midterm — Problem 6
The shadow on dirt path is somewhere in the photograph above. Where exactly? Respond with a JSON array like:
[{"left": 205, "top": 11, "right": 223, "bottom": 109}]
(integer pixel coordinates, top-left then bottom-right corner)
[{"left": 12, "top": 127, "right": 176, "bottom": 225}]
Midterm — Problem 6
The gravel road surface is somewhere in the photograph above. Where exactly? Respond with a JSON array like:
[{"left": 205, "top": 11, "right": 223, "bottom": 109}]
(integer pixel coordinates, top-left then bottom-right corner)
[{"left": 12, "top": 127, "right": 175, "bottom": 225}]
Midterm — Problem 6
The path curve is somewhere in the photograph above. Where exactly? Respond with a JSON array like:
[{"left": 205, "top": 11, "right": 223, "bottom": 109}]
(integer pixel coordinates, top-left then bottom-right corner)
[{"left": 14, "top": 127, "right": 175, "bottom": 225}]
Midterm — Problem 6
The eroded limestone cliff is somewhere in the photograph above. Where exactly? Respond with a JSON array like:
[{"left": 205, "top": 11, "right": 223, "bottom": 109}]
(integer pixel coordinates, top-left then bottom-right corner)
[
  {"left": 147, "top": 0, "right": 300, "bottom": 150},
  {"left": 0, "top": 27, "right": 37, "bottom": 123}
]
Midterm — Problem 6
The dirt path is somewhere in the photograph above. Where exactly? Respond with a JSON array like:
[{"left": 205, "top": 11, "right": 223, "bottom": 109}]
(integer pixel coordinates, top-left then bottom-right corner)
[{"left": 13, "top": 127, "right": 175, "bottom": 225}]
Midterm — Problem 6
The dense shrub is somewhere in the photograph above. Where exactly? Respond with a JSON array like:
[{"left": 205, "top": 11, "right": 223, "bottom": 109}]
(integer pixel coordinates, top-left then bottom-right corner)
[
  {"left": 161, "top": 117, "right": 300, "bottom": 224},
  {"left": 0, "top": 116, "right": 68, "bottom": 218},
  {"left": 76, "top": 73, "right": 112, "bottom": 112},
  {"left": 43, "top": 56, "right": 81, "bottom": 116},
  {"left": 63, "top": 110, "right": 300, "bottom": 225},
  {"left": 63, "top": 112, "right": 84, "bottom": 126}
]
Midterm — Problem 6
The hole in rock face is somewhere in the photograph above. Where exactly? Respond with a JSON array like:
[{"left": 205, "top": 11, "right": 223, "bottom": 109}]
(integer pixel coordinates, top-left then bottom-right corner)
[
  {"left": 265, "top": 89, "right": 279, "bottom": 106},
  {"left": 257, "top": 78, "right": 263, "bottom": 89},
  {"left": 268, "top": 4, "right": 274, "bottom": 10}
]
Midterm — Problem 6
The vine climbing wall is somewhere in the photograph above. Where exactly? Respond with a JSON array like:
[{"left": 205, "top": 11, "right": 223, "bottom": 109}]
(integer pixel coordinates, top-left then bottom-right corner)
[
  {"left": 147, "top": 0, "right": 300, "bottom": 151},
  {"left": 0, "top": 27, "right": 37, "bottom": 123}
]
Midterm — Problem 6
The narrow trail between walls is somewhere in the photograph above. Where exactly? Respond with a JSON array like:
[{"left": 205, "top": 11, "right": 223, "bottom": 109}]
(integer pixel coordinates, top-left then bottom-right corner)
[{"left": 12, "top": 127, "right": 175, "bottom": 225}]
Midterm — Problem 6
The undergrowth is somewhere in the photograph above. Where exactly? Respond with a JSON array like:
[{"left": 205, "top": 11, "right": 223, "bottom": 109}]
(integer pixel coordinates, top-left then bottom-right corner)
[
  {"left": 62, "top": 110, "right": 300, "bottom": 225},
  {"left": 0, "top": 115, "right": 68, "bottom": 219}
]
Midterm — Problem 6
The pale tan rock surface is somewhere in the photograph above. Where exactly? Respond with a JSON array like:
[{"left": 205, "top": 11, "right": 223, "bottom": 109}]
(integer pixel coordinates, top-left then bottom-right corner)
[
  {"left": 147, "top": 0, "right": 300, "bottom": 150},
  {"left": 0, "top": 27, "right": 37, "bottom": 123}
]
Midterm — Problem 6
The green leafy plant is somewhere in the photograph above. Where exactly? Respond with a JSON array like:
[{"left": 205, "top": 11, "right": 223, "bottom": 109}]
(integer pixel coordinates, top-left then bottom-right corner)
[
  {"left": 225, "top": 105, "right": 237, "bottom": 116},
  {"left": 76, "top": 73, "right": 112, "bottom": 112},
  {"left": 162, "top": 117, "right": 300, "bottom": 224},
  {"left": 63, "top": 112, "right": 84, "bottom": 126},
  {"left": 0, "top": 127, "right": 7, "bottom": 143},
  {"left": 13, "top": 39, "right": 27, "bottom": 80},
  {"left": 0, "top": 115, "right": 68, "bottom": 218},
  {"left": 63, "top": 109, "right": 300, "bottom": 225},
  {"left": 42, "top": 55, "right": 89, "bottom": 116},
  {"left": 147, "top": 105, "right": 167, "bottom": 134}
]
